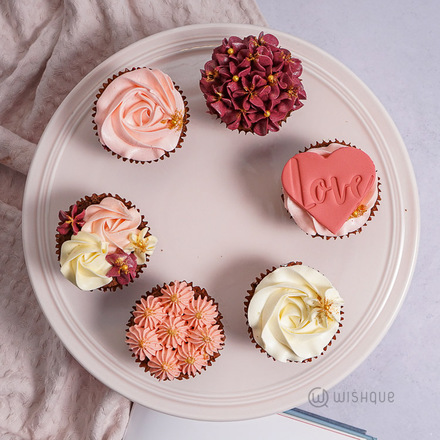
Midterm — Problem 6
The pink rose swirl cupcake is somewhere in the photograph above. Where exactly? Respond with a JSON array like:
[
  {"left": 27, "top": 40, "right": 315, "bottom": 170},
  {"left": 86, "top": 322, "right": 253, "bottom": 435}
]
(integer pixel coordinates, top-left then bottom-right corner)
[
  {"left": 93, "top": 67, "right": 189, "bottom": 163},
  {"left": 126, "top": 281, "right": 225, "bottom": 381},
  {"left": 200, "top": 32, "right": 306, "bottom": 136},
  {"left": 56, "top": 193, "right": 157, "bottom": 291}
]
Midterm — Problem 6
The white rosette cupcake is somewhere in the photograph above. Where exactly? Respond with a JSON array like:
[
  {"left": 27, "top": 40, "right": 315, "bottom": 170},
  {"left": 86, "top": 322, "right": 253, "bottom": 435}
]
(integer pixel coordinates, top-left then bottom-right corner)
[
  {"left": 244, "top": 262, "right": 344, "bottom": 363},
  {"left": 93, "top": 67, "right": 189, "bottom": 163},
  {"left": 56, "top": 193, "right": 157, "bottom": 291}
]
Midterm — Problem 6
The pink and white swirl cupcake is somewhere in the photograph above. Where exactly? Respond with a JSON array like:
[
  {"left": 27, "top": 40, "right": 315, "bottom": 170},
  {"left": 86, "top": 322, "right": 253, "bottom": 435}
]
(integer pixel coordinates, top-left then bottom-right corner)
[
  {"left": 281, "top": 140, "right": 381, "bottom": 238},
  {"left": 55, "top": 193, "right": 157, "bottom": 291},
  {"left": 126, "top": 281, "right": 225, "bottom": 381},
  {"left": 93, "top": 68, "right": 189, "bottom": 163}
]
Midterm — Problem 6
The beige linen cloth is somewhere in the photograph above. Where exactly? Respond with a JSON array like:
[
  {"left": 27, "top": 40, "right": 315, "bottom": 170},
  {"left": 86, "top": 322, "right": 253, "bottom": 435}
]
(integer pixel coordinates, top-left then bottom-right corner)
[{"left": 0, "top": 1, "right": 266, "bottom": 438}]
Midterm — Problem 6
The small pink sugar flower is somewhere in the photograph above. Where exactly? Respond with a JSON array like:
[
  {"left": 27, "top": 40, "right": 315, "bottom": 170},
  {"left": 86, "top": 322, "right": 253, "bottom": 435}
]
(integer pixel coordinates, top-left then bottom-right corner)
[
  {"left": 157, "top": 316, "right": 188, "bottom": 349},
  {"left": 133, "top": 296, "right": 166, "bottom": 328},
  {"left": 148, "top": 348, "right": 181, "bottom": 381},
  {"left": 106, "top": 250, "right": 137, "bottom": 285},
  {"left": 177, "top": 344, "right": 208, "bottom": 376},
  {"left": 159, "top": 281, "right": 193, "bottom": 313},
  {"left": 183, "top": 296, "right": 218, "bottom": 328},
  {"left": 126, "top": 325, "right": 161, "bottom": 361},
  {"left": 57, "top": 204, "right": 85, "bottom": 235},
  {"left": 188, "top": 324, "right": 224, "bottom": 356}
]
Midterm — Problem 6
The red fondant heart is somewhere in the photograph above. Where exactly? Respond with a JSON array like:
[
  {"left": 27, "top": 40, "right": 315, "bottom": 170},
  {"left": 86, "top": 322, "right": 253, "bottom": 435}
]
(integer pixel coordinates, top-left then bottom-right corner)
[{"left": 282, "top": 147, "right": 376, "bottom": 234}]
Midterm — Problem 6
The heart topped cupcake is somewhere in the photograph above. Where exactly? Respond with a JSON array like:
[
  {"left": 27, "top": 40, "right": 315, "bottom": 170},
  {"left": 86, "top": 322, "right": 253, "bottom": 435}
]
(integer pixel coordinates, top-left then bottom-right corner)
[{"left": 281, "top": 140, "right": 380, "bottom": 238}]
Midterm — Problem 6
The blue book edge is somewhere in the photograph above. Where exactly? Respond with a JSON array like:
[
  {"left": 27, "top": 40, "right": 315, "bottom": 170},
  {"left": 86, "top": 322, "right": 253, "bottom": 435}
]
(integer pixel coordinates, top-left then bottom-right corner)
[{"left": 285, "top": 408, "right": 377, "bottom": 440}]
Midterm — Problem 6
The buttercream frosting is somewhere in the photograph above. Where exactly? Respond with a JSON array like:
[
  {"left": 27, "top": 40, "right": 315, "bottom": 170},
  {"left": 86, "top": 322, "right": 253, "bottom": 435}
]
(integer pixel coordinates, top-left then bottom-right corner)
[
  {"left": 126, "top": 325, "right": 161, "bottom": 361},
  {"left": 57, "top": 194, "right": 157, "bottom": 291},
  {"left": 81, "top": 197, "right": 141, "bottom": 253},
  {"left": 147, "top": 348, "right": 180, "bottom": 381},
  {"left": 59, "top": 231, "right": 113, "bottom": 290},
  {"left": 247, "top": 264, "right": 343, "bottom": 362},
  {"left": 187, "top": 325, "right": 225, "bottom": 356},
  {"left": 183, "top": 296, "right": 218, "bottom": 328},
  {"left": 95, "top": 68, "right": 185, "bottom": 162},
  {"left": 282, "top": 143, "right": 378, "bottom": 237},
  {"left": 126, "top": 281, "right": 225, "bottom": 380},
  {"left": 159, "top": 281, "right": 193, "bottom": 313},
  {"left": 177, "top": 344, "right": 208, "bottom": 376},
  {"left": 199, "top": 32, "right": 306, "bottom": 136},
  {"left": 156, "top": 316, "right": 189, "bottom": 349},
  {"left": 133, "top": 296, "right": 166, "bottom": 328}
]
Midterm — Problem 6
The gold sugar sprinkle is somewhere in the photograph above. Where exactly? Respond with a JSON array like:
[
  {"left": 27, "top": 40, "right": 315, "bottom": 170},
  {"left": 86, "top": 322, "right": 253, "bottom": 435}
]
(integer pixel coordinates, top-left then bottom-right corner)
[
  {"left": 349, "top": 204, "right": 368, "bottom": 219},
  {"left": 163, "top": 110, "right": 184, "bottom": 131}
]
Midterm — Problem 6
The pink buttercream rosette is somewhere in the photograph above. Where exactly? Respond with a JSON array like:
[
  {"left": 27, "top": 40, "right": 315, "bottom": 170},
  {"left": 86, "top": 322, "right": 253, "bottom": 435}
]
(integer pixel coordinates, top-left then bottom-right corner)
[
  {"left": 126, "top": 281, "right": 225, "bottom": 381},
  {"left": 55, "top": 193, "right": 157, "bottom": 291},
  {"left": 92, "top": 67, "right": 189, "bottom": 164}
]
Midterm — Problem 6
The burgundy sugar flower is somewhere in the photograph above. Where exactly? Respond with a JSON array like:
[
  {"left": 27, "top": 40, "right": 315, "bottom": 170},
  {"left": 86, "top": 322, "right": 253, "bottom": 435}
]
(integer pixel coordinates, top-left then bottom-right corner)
[
  {"left": 106, "top": 250, "right": 137, "bottom": 285},
  {"left": 200, "top": 32, "right": 306, "bottom": 136},
  {"left": 56, "top": 205, "right": 85, "bottom": 235}
]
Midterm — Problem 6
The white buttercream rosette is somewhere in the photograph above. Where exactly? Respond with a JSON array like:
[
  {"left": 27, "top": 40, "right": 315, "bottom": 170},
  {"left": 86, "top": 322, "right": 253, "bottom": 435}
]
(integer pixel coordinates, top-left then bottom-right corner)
[{"left": 246, "top": 263, "right": 344, "bottom": 362}]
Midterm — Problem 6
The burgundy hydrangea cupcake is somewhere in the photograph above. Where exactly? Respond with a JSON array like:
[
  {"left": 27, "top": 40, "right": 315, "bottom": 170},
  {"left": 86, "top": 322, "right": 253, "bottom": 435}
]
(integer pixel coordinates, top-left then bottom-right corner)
[
  {"left": 126, "top": 281, "right": 225, "bottom": 381},
  {"left": 56, "top": 193, "right": 157, "bottom": 291},
  {"left": 199, "top": 32, "right": 306, "bottom": 136}
]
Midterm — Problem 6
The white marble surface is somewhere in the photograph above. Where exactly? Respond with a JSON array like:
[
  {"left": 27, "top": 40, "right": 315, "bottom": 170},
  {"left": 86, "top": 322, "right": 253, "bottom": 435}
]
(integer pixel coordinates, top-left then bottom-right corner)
[{"left": 254, "top": 0, "right": 439, "bottom": 438}]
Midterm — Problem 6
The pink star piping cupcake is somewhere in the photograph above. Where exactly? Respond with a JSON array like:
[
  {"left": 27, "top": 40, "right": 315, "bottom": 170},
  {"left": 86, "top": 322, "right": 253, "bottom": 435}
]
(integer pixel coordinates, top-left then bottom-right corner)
[
  {"left": 200, "top": 32, "right": 306, "bottom": 136},
  {"left": 56, "top": 193, "right": 157, "bottom": 291},
  {"left": 126, "top": 281, "right": 225, "bottom": 381},
  {"left": 93, "top": 67, "right": 189, "bottom": 163}
]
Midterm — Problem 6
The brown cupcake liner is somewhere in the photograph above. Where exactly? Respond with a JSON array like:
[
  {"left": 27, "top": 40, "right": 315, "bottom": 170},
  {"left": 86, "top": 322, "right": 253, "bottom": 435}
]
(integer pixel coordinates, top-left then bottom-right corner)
[
  {"left": 126, "top": 281, "right": 225, "bottom": 381},
  {"left": 244, "top": 261, "right": 343, "bottom": 363},
  {"left": 92, "top": 67, "right": 190, "bottom": 164},
  {"left": 55, "top": 193, "right": 151, "bottom": 292},
  {"left": 283, "top": 139, "right": 381, "bottom": 240}
]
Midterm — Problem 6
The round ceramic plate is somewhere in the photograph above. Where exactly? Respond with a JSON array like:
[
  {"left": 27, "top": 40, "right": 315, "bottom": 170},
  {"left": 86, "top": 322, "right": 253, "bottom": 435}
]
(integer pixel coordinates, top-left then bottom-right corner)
[{"left": 22, "top": 24, "right": 419, "bottom": 421}]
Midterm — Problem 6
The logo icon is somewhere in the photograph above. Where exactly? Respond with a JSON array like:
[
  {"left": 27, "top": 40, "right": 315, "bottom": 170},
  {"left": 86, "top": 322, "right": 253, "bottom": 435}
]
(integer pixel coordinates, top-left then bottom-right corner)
[{"left": 308, "top": 387, "right": 329, "bottom": 408}]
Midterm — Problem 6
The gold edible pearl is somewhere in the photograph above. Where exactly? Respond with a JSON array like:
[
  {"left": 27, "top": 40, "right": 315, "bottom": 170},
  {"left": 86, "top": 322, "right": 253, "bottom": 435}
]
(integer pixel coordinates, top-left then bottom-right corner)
[
  {"left": 232, "top": 75, "right": 239, "bottom": 82},
  {"left": 121, "top": 264, "right": 129, "bottom": 273}
]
